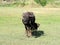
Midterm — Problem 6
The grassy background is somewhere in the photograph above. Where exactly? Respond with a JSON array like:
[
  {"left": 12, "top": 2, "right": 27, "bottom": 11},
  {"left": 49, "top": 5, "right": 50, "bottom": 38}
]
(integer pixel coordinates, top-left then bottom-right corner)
[
  {"left": 0, "top": 8, "right": 60, "bottom": 45},
  {"left": 0, "top": 0, "right": 60, "bottom": 7}
]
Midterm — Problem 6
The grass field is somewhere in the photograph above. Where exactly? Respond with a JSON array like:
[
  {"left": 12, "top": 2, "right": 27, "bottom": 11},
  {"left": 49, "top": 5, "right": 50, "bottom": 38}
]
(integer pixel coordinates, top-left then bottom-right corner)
[{"left": 0, "top": 7, "right": 60, "bottom": 45}]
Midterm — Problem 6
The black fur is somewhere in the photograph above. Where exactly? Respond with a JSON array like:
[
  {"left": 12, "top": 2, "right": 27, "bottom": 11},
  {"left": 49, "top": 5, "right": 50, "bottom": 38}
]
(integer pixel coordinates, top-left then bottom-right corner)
[{"left": 22, "top": 12, "right": 36, "bottom": 30}]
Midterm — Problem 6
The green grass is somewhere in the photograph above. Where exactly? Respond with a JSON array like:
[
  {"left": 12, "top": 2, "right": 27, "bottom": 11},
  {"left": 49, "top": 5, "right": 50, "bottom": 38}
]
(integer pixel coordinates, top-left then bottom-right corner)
[{"left": 0, "top": 8, "right": 60, "bottom": 45}]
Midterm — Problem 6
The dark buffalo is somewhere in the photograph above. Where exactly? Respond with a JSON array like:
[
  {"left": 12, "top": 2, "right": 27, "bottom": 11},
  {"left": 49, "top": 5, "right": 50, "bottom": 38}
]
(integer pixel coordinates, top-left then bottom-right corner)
[{"left": 22, "top": 12, "right": 39, "bottom": 37}]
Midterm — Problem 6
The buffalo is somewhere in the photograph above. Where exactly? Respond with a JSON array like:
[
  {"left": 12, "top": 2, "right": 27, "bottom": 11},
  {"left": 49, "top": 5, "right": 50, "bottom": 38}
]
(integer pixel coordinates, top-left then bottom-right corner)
[{"left": 22, "top": 12, "right": 40, "bottom": 37}]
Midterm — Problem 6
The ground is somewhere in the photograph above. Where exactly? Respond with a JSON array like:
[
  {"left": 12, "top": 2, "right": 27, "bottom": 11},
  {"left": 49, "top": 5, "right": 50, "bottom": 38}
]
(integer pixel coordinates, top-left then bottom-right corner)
[{"left": 0, "top": 7, "right": 60, "bottom": 45}]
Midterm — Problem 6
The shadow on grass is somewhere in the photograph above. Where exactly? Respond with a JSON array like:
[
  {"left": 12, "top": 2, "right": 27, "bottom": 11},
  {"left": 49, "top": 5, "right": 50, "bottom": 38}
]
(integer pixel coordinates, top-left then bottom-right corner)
[{"left": 32, "top": 30, "right": 44, "bottom": 38}]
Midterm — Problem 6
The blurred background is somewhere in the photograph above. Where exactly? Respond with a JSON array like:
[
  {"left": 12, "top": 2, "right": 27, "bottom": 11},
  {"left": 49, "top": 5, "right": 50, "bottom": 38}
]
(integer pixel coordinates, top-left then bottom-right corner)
[{"left": 0, "top": 0, "right": 60, "bottom": 8}]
